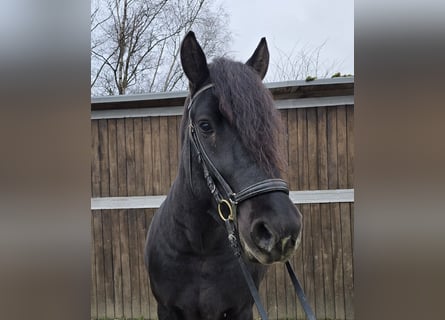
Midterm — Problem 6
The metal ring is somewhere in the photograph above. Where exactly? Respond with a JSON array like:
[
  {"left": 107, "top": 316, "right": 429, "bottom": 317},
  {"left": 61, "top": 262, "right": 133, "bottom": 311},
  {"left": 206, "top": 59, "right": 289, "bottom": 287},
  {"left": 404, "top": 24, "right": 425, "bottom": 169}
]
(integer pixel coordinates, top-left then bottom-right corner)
[{"left": 218, "top": 199, "right": 234, "bottom": 221}]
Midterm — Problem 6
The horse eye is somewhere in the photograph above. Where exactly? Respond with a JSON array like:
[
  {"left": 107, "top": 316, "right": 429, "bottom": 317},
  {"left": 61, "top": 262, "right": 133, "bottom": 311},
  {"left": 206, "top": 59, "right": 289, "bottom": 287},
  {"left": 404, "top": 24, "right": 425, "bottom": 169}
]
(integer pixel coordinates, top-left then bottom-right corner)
[{"left": 198, "top": 121, "right": 213, "bottom": 133}]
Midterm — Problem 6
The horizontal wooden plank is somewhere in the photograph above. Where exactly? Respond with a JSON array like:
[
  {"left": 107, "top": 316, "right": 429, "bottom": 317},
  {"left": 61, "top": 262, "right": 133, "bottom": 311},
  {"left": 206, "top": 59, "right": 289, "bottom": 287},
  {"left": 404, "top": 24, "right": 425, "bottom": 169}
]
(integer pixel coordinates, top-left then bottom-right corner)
[
  {"left": 265, "top": 77, "right": 354, "bottom": 89},
  {"left": 290, "top": 189, "right": 354, "bottom": 204},
  {"left": 275, "top": 95, "right": 353, "bottom": 110},
  {"left": 91, "top": 96, "right": 353, "bottom": 119},
  {"left": 91, "top": 106, "right": 184, "bottom": 120},
  {"left": 91, "top": 195, "right": 166, "bottom": 210},
  {"left": 91, "top": 189, "right": 354, "bottom": 210}
]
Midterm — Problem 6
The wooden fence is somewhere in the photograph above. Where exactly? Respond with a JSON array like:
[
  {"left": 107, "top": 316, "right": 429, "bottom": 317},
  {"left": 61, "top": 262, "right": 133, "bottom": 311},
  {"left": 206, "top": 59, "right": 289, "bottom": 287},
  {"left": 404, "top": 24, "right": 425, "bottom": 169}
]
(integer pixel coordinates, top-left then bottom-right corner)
[{"left": 91, "top": 78, "right": 354, "bottom": 319}]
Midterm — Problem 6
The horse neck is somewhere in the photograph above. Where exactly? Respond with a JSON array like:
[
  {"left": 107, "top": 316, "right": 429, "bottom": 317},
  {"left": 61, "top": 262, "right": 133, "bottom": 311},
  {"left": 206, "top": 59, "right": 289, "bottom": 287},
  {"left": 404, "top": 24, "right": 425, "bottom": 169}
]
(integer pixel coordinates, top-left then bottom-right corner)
[
  {"left": 169, "top": 162, "right": 214, "bottom": 221},
  {"left": 163, "top": 158, "right": 229, "bottom": 252}
]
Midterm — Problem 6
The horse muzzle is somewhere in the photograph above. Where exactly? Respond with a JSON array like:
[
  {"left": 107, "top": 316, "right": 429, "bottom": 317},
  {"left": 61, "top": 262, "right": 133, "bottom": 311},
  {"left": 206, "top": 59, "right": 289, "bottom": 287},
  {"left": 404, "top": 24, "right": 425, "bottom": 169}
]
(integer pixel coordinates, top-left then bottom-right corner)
[{"left": 238, "top": 201, "right": 302, "bottom": 265}]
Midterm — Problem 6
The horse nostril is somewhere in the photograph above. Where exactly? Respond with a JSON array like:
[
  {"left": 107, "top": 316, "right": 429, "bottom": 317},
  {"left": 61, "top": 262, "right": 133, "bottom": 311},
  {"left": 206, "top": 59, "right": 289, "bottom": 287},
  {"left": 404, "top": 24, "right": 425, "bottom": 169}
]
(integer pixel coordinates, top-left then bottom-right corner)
[
  {"left": 281, "top": 236, "right": 297, "bottom": 253},
  {"left": 251, "top": 221, "right": 277, "bottom": 253}
]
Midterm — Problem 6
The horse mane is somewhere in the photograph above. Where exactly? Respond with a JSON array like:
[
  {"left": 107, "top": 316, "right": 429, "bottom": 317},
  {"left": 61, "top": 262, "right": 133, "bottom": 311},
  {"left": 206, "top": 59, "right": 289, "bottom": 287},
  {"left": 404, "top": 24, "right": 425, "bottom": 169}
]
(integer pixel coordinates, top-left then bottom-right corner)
[{"left": 207, "top": 58, "right": 285, "bottom": 176}]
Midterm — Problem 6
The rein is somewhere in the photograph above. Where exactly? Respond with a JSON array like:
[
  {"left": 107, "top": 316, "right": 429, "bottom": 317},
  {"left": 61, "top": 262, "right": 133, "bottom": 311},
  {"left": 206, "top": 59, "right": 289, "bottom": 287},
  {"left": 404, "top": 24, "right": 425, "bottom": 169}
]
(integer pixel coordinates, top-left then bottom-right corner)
[{"left": 187, "top": 83, "right": 316, "bottom": 320}]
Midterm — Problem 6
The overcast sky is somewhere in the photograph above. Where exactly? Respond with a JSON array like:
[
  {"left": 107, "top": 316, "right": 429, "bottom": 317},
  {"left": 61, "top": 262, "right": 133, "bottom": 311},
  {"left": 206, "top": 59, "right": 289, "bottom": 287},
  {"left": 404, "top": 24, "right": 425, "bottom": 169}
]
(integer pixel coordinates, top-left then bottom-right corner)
[{"left": 217, "top": 0, "right": 354, "bottom": 80}]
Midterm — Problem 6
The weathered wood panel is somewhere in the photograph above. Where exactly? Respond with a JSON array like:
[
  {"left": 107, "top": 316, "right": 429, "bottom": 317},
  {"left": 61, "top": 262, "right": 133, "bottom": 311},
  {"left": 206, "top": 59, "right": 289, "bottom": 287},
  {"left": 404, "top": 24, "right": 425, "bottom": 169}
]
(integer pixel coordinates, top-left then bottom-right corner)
[
  {"left": 91, "top": 201, "right": 353, "bottom": 319},
  {"left": 90, "top": 107, "right": 353, "bottom": 199},
  {"left": 90, "top": 104, "right": 354, "bottom": 319}
]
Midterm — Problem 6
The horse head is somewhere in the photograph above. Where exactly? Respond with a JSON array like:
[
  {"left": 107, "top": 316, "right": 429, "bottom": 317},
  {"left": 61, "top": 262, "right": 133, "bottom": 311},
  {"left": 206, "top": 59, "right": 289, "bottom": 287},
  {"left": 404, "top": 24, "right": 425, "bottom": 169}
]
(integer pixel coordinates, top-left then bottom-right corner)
[{"left": 180, "top": 31, "right": 302, "bottom": 264}]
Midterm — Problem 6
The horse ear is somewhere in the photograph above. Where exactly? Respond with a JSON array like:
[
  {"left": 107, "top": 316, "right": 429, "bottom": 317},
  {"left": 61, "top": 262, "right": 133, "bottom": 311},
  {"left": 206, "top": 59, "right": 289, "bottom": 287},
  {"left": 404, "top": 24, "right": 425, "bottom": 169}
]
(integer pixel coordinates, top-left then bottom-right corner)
[
  {"left": 180, "top": 31, "right": 210, "bottom": 90},
  {"left": 246, "top": 37, "right": 269, "bottom": 80}
]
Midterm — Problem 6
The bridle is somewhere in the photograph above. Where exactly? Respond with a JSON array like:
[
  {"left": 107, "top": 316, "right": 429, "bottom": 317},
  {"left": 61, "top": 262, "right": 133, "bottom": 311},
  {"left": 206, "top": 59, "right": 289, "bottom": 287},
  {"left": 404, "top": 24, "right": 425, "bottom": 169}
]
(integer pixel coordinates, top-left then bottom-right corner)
[
  {"left": 187, "top": 83, "right": 316, "bottom": 320},
  {"left": 187, "top": 83, "right": 289, "bottom": 222}
]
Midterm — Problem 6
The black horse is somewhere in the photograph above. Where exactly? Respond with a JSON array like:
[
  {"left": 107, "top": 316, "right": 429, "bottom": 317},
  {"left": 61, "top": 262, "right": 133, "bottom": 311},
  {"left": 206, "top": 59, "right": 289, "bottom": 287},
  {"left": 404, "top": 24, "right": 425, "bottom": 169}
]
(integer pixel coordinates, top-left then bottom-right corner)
[{"left": 145, "top": 31, "right": 302, "bottom": 320}]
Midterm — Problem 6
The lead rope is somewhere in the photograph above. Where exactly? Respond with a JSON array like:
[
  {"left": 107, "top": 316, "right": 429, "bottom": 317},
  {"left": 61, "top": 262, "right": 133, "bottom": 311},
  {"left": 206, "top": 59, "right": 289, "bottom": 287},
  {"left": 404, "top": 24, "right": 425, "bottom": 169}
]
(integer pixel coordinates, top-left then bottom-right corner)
[
  {"left": 285, "top": 261, "right": 317, "bottom": 320},
  {"left": 224, "top": 215, "right": 317, "bottom": 320},
  {"left": 224, "top": 219, "right": 269, "bottom": 320}
]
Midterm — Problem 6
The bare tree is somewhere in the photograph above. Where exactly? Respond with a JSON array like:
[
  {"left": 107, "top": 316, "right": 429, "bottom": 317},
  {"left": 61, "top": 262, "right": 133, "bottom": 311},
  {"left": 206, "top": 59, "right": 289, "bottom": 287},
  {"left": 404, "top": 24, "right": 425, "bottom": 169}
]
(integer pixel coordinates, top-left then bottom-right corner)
[
  {"left": 91, "top": 0, "right": 231, "bottom": 95},
  {"left": 266, "top": 41, "right": 344, "bottom": 82}
]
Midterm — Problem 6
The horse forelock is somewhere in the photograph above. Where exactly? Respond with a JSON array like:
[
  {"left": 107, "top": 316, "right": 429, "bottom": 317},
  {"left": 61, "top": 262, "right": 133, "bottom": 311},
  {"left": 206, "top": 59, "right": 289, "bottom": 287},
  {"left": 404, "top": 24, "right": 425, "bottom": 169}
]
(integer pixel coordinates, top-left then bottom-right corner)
[{"left": 208, "top": 58, "right": 285, "bottom": 176}]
